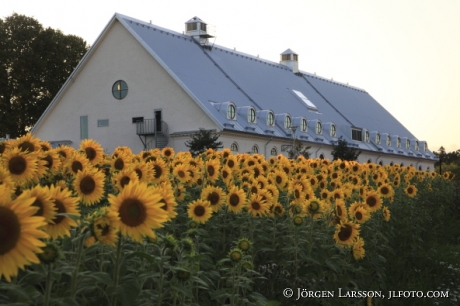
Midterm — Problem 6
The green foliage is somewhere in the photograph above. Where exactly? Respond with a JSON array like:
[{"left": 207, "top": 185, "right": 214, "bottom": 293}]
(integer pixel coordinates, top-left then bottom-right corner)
[
  {"left": 0, "top": 13, "right": 89, "bottom": 138},
  {"left": 331, "top": 136, "right": 362, "bottom": 161},
  {"left": 288, "top": 139, "right": 311, "bottom": 159},
  {"left": 185, "top": 128, "right": 223, "bottom": 157}
]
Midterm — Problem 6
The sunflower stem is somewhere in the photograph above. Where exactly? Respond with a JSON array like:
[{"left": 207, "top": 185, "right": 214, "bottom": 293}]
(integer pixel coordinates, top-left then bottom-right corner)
[
  {"left": 44, "top": 264, "right": 53, "bottom": 306},
  {"left": 110, "top": 235, "right": 123, "bottom": 306},
  {"left": 70, "top": 233, "right": 85, "bottom": 300}
]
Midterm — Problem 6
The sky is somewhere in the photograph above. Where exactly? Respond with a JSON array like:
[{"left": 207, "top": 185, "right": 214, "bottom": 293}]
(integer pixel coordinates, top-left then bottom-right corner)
[{"left": 2, "top": 0, "right": 460, "bottom": 153}]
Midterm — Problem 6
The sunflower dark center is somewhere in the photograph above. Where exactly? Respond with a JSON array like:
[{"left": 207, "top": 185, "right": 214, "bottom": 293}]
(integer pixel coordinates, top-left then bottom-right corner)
[
  {"left": 207, "top": 192, "right": 220, "bottom": 205},
  {"left": 248, "top": 161, "right": 255, "bottom": 167},
  {"left": 275, "top": 176, "right": 282, "bottom": 184},
  {"left": 40, "top": 144, "right": 50, "bottom": 151},
  {"left": 381, "top": 187, "right": 389, "bottom": 195},
  {"left": 355, "top": 211, "right": 363, "bottom": 220},
  {"left": 366, "top": 196, "right": 377, "bottom": 207},
  {"left": 194, "top": 205, "right": 205, "bottom": 217},
  {"left": 80, "top": 176, "right": 96, "bottom": 194},
  {"left": 120, "top": 176, "right": 130, "bottom": 188},
  {"left": 407, "top": 187, "right": 414, "bottom": 194},
  {"left": 8, "top": 156, "right": 27, "bottom": 175},
  {"left": 164, "top": 149, "right": 172, "bottom": 156},
  {"left": 96, "top": 223, "right": 110, "bottom": 236},
  {"left": 178, "top": 170, "right": 186, "bottom": 178},
  {"left": 294, "top": 189, "right": 300, "bottom": 199},
  {"left": 334, "top": 193, "right": 341, "bottom": 199},
  {"left": 153, "top": 165, "right": 162, "bottom": 179},
  {"left": 0, "top": 207, "right": 21, "bottom": 255},
  {"left": 338, "top": 224, "right": 353, "bottom": 241},
  {"left": 52, "top": 199, "right": 67, "bottom": 225},
  {"left": 250, "top": 186, "right": 258, "bottom": 194},
  {"left": 32, "top": 199, "right": 44, "bottom": 217},
  {"left": 119, "top": 198, "right": 147, "bottom": 227},
  {"left": 58, "top": 150, "right": 67, "bottom": 158},
  {"left": 222, "top": 170, "right": 229, "bottom": 179},
  {"left": 71, "top": 161, "right": 83, "bottom": 173},
  {"left": 283, "top": 167, "right": 289, "bottom": 174},
  {"left": 84, "top": 147, "right": 97, "bottom": 161},
  {"left": 18, "top": 141, "right": 35, "bottom": 153},
  {"left": 42, "top": 154, "right": 53, "bottom": 169},
  {"left": 207, "top": 165, "right": 215, "bottom": 177},
  {"left": 114, "top": 158, "right": 124, "bottom": 170},
  {"left": 229, "top": 194, "right": 240, "bottom": 207},
  {"left": 274, "top": 206, "right": 283, "bottom": 214},
  {"left": 142, "top": 152, "right": 150, "bottom": 159},
  {"left": 135, "top": 168, "right": 143, "bottom": 179},
  {"left": 253, "top": 168, "right": 260, "bottom": 177},
  {"left": 159, "top": 199, "right": 167, "bottom": 211},
  {"left": 251, "top": 201, "right": 261, "bottom": 211},
  {"left": 309, "top": 202, "right": 320, "bottom": 212},
  {"left": 337, "top": 205, "right": 343, "bottom": 216}
]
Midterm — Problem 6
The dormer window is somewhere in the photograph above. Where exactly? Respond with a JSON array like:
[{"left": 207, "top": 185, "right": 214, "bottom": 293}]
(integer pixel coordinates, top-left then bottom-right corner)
[
  {"left": 364, "top": 130, "right": 370, "bottom": 143},
  {"left": 230, "top": 142, "right": 238, "bottom": 152},
  {"left": 248, "top": 108, "right": 256, "bottom": 123},
  {"left": 406, "top": 139, "right": 410, "bottom": 149},
  {"left": 330, "top": 124, "right": 336, "bottom": 137},
  {"left": 227, "top": 104, "right": 236, "bottom": 120},
  {"left": 316, "top": 121, "right": 322, "bottom": 134},
  {"left": 281, "top": 54, "right": 291, "bottom": 61},
  {"left": 396, "top": 137, "right": 401, "bottom": 148},
  {"left": 351, "top": 128, "right": 362, "bottom": 141},
  {"left": 284, "top": 115, "right": 292, "bottom": 129},
  {"left": 267, "top": 111, "right": 275, "bottom": 126},
  {"left": 386, "top": 135, "right": 391, "bottom": 147},
  {"left": 301, "top": 118, "right": 307, "bottom": 132},
  {"left": 186, "top": 23, "right": 197, "bottom": 31},
  {"left": 375, "top": 133, "right": 381, "bottom": 144},
  {"left": 415, "top": 140, "right": 419, "bottom": 151}
]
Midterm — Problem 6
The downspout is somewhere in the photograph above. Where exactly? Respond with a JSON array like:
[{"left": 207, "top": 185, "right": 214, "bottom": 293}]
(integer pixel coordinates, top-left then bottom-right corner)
[{"left": 264, "top": 136, "right": 273, "bottom": 160}]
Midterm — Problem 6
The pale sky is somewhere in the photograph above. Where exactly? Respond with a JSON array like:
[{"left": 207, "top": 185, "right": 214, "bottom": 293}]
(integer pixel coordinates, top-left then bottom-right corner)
[{"left": 2, "top": 0, "right": 460, "bottom": 153}]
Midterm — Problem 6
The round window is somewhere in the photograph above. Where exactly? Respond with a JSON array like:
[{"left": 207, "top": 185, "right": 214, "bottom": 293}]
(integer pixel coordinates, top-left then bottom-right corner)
[{"left": 112, "top": 80, "right": 128, "bottom": 100}]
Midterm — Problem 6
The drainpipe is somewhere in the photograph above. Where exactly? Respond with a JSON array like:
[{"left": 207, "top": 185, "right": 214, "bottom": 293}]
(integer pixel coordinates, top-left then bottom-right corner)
[{"left": 264, "top": 136, "right": 273, "bottom": 159}]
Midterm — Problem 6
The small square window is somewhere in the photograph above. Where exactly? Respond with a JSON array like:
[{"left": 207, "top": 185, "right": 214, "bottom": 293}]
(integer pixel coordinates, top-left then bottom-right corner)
[
  {"left": 352, "top": 129, "right": 362, "bottom": 141},
  {"left": 132, "top": 117, "right": 144, "bottom": 123},
  {"left": 97, "top": 119, "right": 109, "bottom": 127}
]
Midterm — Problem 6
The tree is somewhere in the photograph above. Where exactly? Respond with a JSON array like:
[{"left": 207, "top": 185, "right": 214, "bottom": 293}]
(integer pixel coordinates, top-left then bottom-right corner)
[
  {"left": 331, "top": 136, "right": 362, "bottom": 161},
  {"left": 0, "top": 13, "right": 89, "bottom": 138},
  {"left": 185, "top": 128, "right": 223, "bottom": 157},
  {"left": 288, "top": 139, "right": 311, "bottom": 159}
]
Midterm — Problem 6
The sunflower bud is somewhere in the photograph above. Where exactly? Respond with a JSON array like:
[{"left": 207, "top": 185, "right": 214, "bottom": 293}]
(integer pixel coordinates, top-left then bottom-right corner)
[
  {"left": 38, "top": 242, "right": 62, "bottom": 265},
  {"left": 237, "top": 238, "right": 252, "bottom": 252},
  {"left": 229, "top": 248, "right": 243, "bottom": 263},
  {"left": 292, "top": 215, "right": 303, "bottom": 226}
]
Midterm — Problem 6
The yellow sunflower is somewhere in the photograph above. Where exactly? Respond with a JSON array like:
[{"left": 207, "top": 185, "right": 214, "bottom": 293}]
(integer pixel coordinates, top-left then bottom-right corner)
[
  {"left": 187, "top": 199, "right": 213, "bottom": 224},
  {"left": 333, "top": 221, "right": 360, "bottom": 248},
  {"left": 335, "top": 199, "right": 347, "bottom": 221},
  {"left": 246, "top": 194, "right": 268, "bottom": 217},
  {"left": 111, "top": 151, "right": 132, "bottom": 171},
  {"left": 151, "top": 183, "right": 178, "bottom": 221},
  {"left": 404, "top": 185, "right": 417, "bottom": 198},
  {"left": 378, "top": 183, "right": 394, "bottom": 199},
  {"left": 272, "top": 203, "right": 285, "bottom": 217},
  {"left": 161, "top": 147, "right": 175, "bottom": 161},
  {"left": 226, "top": 185, "right": 247, "bottom": 214},
  {"left": 40, "top": 150, "right": 62, "bottom": 174},
  {"left": 74, "top": 168, "right": 105, "bottom": 206},
  {"left": 271, "top": 169, "right": 288, "bottom": 190},
  {"left": 149, "top": 158, "right": 169, "bottom": 184},
  {"left": 382, "top": 206, "right": 391, "bottom": 222},
  {"left": 0, "top": 166, "right": 15, "bottom": 192},
  {"left": 12, "top": 133, "right": 41, "bottom": 153},
  {"left": 0, "top": 192, "right": 48, "bottom": 282},
  {"left": 132, "top": 161, "right": 154, "bottom": 183},
  {"left": 201, "top": 185, "right": 226, "bottom": 212},
  {"left": 352, "top": 206, "right": 371, "bottom": 224},
  {"left": 20, "top": 185, "right": 56, "bottom": 223},
  {"left": 2, "top": 148, "right": 38, "bottom": 184},
  {"left": 79, "top": 139, "right": 104, "bottom": 166},
  {"left": 221, "top": 165, "right": 233, "bottom": 185},
  {"left": 364, "top": 191, "right": 383, "bottom": 212},
  {"left": 46, "top": 185, "right": 80, "bottom": 240},
  {"left": 205, "top": 159, "right": 220, "bottom": 183},
  {"left": 175, "top": 185, "right": 186, "bottom": 201},
  {"left": 173, "top": 163, "right": 191, "bottom": 184},
  {"left": 265, "top": 184, "right": 280, "bottom": 202},
  {"left": 305, "top": 198, "right": 326, "bottom": 220},
  {"left": 55, "top": 145, "right": 75, "bottom": 161},
  {"left": 108, "top": 181, "right": 168, "bottom": 243},
  {"left": 112, "top": 168, "right": 140, "bottom": 192},
  {"left": 352, "top": 237, "right": 365, "bottom": 260},
  {"left": 90, "top": 208, "right": 118, "bottom": 247}
]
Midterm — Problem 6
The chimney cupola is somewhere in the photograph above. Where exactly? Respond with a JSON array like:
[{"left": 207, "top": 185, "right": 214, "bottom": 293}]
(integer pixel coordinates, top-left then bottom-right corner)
[
  {"left": 280, "top": 49, "right": 299, "bottom": 73},
  {"left": 185, "top": 16, "right": 213, "bottom": 45}
]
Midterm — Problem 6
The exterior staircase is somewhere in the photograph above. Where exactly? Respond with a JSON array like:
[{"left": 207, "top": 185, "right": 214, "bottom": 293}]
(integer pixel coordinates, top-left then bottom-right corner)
[{"left": 136, "top": 119, "right": 169, "bottom": 150}]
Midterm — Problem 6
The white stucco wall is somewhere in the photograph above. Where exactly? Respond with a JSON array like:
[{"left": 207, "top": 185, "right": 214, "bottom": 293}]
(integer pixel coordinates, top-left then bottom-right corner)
[{"left": 33, "top": 20, "right": 217, "bottom": 154}]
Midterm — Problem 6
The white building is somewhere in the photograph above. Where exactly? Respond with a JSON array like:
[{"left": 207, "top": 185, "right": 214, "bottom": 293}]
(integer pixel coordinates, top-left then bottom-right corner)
[{"left": 32, "top": 13, "right": 437, "bottom": 170}]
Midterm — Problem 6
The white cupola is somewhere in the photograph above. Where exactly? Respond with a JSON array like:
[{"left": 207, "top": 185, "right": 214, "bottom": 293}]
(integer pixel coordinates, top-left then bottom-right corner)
[
  {"left": 185, "top": 16, "right": 213, "bottom": 45},
  {"left": 280, "top": 49, "right": 299, "bottom": 73}
]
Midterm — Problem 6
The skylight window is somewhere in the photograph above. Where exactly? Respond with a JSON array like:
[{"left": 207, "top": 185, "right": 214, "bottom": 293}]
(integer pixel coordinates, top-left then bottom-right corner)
[{"left": 292, "top": 89, "right": 317, "bottom": 110}]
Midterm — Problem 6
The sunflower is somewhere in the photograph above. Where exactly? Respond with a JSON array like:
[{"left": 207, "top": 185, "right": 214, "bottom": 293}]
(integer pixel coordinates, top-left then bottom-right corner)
[
  {"left": 335, "top": 199, "right": 347, "bottom": 221},
  {"left": 79, "top": 139, "right": 104, "bottom": 165},
  {"left": 55, "top": 145, "right": 74, "bottom": 161},
  {"left": 90, "top": 208, "right": 118, "bottom": 247},
  {"left": 205, "top": 159, "right": 220, "bottom": 183},
  {"left": 305, "top": 198, "right": 326, "bottom": 219},
  {"left": 229, "top": 248, "right": 243, "bottom": 263},
  {"left": 271, "top": 169, "right": 288, "bottom": 190},
  {"left": 13, "top": 133, "right": 41, "bottom": 153},
  {"left": 349, "top": 203, "right": 370, "bottom": 223},
  {"left": 46, "top": 185, "right": 80, "bottom": 240},
  {"left": 272, "top": 203, "right": 285, "bottom": 217},
  {"left": 38, "top": 241, "right": 62, "bottom": 265},
  {"left": 226, "top": 186, "right": 247, "bottom": 214},
  {"left": 161, "top": 147, "right": 175, "bottom": 161},
  {"left": 404, "top": 185, "right": 417, "bottom": 198},
  {"left": 0, "top": 166, "right": 15, "bottom": 192},
  {"left": 378, "top": 183, "right": 394, "bottom": 199},
  {"left": 0, "top": 193, "right": 48, "bottom": 282},
  {"left": 2, "top": 148, "right": 38, "bottom": 184},
  {"left": 221, "top": 165, "right": 233, "bottom": 185},
  {"left": 292, "top": 215, "right": 304, "bottom": 226},
  {"left": 201, "top": 186, "right": 226, "bottom": 212},
  {"left": 246, "top": 194, "right": 268, "bottom": 217},
  {"left": 151, "top": 183, "right": 177, "bottom": 221},
  {"left": 237, "top": 237, "right": 252, "bottom": 252},
  {"left": 111, "top": 151, "right": 132, "bottom": 171},
  {"left": 108, "top": 181, "right": 168, "bottom": 243},
  {"left": 149, "top": 158, "right": 169, "bottom": 184},
  {"left": 187, "top": 199, "right": 212, "bottom": 224},
  {"left": 382, "top": 206, "right": 391, "bottom": 222},
  {"left": 352, "top": 237, "right": 365, "bottom": 260},
  {"left": 173, "top": 163, "right": 191, "bottom": 184},
  {"left": 40, "top": 150, "right": 62, "bottom": 173},
  {"left": 175, "top": 185, "right": 186, "bottom": 201},
  {"left": 20, "top": 185, "right": 56, "bottom": 223},
  {"left": 364, "top": 191, "right": 383, "bottom": 212},
  {"left": 333, "top": 221, "right": 360, "bottom": 247},
  {"left": 74, "top": 168, "right": 105, "bottom": 206}
]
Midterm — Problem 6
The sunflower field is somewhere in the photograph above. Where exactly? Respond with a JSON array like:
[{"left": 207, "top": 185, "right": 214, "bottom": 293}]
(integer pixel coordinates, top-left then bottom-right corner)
[{"left": 0, "top": 134, "right": 459, "bottom": 306}]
